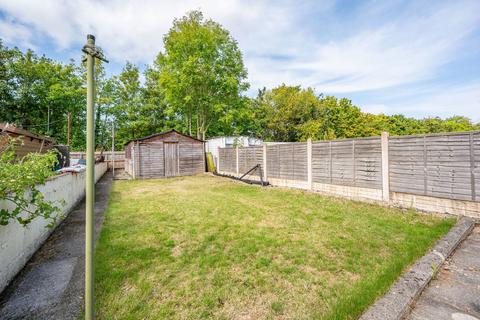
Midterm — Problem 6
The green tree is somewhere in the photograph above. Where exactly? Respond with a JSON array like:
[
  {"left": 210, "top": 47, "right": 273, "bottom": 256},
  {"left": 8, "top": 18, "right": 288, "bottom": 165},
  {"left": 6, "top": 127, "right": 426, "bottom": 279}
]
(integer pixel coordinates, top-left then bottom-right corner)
[
  {"left": 441, "top": 116, "right": 476, "bottom": 132},
  {"left": 108, "top": 62, "right": 168, "bottom": 148},
  {"left": 254, "top": 85, "right": 322, "bottom": 141},
  {"left": 0, "top": 41, "right": 86, "bottom": 149},
  {"left": 153, "top": 10, "right": 249, "bottom": 139}
]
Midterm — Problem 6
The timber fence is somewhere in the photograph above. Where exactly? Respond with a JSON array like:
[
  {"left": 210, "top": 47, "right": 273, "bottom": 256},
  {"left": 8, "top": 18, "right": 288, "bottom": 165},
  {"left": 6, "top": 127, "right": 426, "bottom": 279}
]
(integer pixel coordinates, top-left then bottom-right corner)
[
  {"left": 70, "top": 151, "right": 125, "bottom": 169},
  {"left": 217, "top": 131, "right": 480, "bottom": 218}
]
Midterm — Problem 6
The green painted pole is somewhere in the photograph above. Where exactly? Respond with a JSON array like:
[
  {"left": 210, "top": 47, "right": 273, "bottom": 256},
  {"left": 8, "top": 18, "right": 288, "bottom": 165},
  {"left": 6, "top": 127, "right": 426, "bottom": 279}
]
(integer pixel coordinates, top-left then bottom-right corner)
[{"left": 85, "top": 34, "right": 95, "bottom": 320}]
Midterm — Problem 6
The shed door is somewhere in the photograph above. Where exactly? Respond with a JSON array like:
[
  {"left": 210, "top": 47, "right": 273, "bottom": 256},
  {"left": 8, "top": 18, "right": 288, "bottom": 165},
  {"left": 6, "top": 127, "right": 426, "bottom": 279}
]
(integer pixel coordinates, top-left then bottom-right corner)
[{"left": 164, "top": 142, "right": 179, "bottom": 177}]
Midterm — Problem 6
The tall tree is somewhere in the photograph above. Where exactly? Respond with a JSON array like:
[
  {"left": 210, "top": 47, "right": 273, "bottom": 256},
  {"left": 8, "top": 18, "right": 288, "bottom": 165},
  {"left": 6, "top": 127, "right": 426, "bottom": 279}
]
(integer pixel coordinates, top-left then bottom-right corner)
[
  {"left": 152, "top": 10, "right": 249, "bottom": 139},
  {"left": 109, "top": 62, "right": 168, "bottom": 147},
  {"left": 0, "top": 41, "right": 86, "bottom": 149}
]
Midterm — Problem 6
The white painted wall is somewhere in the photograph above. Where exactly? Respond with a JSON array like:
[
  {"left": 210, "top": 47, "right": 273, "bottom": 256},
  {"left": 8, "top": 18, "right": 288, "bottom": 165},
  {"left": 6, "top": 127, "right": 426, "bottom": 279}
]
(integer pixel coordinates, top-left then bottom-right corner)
[
  {"left": 206, "top": 136, "right": 263, "bottom": 168},
  {"left": 0, "top": 162, "right": 107, "bottom": 293}
]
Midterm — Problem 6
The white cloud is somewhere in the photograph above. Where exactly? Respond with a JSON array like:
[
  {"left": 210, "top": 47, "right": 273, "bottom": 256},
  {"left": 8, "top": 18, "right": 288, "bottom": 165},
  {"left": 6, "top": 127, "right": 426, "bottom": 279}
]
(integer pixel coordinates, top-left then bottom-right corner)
[
  {"left": 358, "top": 82, "right": 480, "bottom": 121},
  {"left": 0, "top": 0, "right": 324, "bottom": 63},
  {"left": 290, "top": 1, "right": 480, "bottom": 93},
  {"left": 0, "top": 18, "right": 35, "bottom": 48},
  {"left": 391, "top": 82, "right": 480, "bottom": 121}
]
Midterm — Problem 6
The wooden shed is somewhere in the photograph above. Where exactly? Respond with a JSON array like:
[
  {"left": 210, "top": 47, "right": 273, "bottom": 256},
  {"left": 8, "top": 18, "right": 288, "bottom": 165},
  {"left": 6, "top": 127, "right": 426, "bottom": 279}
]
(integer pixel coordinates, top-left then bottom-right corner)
[
  {"left": 0, "top": 123, "right": 55, "bottom": 158},
  {"left": 124, "top": 130, "right": 205, "bottom": 179}
]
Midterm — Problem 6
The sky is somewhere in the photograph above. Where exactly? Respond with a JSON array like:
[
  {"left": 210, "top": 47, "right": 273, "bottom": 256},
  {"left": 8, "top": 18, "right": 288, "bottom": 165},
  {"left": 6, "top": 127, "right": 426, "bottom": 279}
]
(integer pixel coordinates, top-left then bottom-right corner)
[{"left": 0, "top": 0, "right": 479, "bottom": 121}]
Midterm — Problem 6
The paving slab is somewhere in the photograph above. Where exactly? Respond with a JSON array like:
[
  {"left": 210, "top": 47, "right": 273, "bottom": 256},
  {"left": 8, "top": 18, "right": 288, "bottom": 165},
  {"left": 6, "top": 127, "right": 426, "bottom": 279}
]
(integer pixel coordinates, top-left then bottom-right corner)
[
  {"left": 406, "top": 225, "right": 480, "bottom": 320},
  {"left": 0, "top": 171, "right": 113, "bottom": 320}
]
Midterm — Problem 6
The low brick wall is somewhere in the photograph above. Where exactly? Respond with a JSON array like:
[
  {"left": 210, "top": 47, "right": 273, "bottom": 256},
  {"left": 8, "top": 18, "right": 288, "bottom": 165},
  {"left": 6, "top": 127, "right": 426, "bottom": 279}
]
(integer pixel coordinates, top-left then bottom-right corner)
[{"left": 0, "top": 162, "right": 108, "bottom": 293}]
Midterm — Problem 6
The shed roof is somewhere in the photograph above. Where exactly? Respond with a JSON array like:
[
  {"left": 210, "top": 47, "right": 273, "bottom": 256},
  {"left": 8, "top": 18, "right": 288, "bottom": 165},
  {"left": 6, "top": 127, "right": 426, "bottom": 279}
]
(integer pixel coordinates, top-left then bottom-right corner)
[
  {"left": 124, "top": 129, "right": 204, "bottom": 145},
  {"left": 0, "top": 123, "right": 55, "bottom": 143}
]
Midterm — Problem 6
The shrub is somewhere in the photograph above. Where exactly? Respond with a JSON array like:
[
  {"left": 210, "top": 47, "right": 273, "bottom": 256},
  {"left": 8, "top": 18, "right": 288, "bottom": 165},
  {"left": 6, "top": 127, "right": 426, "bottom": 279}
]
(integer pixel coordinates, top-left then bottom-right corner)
[{"left": 0, "top": 137, "right": 61, "bottom": 226}]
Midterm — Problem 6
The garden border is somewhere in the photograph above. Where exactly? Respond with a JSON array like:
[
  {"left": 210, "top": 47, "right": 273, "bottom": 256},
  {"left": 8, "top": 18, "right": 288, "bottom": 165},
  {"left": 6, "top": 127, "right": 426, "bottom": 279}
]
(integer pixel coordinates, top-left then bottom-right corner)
[{"left": 359, "top": 217, "right": 476, "bottom": 320}]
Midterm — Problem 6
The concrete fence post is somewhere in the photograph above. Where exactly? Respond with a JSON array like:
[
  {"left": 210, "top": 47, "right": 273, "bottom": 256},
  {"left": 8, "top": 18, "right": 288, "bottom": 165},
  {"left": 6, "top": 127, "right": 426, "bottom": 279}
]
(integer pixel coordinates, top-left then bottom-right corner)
[
  {"left": 469, "top": 132, "right": 476, "bottom": 201},
  {"left": 236, "top": 146, "right": 239, "bottom": 176},
  {"left": 263, "top": 144, "right": 268, "bottom": 181},
  {"left": 381, "top": 132, "right": 390, "bottom": 203},
  {"left": 307, "top": 139, "right": 313, "bottom": 190},
  {"left": 132, "top": 143, "right": 136, "bottom": 179}
]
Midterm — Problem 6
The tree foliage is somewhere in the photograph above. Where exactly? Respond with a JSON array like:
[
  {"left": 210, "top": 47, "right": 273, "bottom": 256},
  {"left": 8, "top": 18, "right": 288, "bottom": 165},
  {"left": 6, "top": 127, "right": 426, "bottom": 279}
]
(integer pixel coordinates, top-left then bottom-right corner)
[
  {"left": 0, "top": 137, "right": 61, "bottom": 226},
  {"left": 153, "top": 10, "right": 249, "bottom": 139},
  {"left": 108, "top": 62, "right": 169, "bottom": 146},
  {"left": 0, "top": 40, "right": 86, "bottom": 149},
  {"left": 252, "top": 85, "right": 479, "bottom": 142}
]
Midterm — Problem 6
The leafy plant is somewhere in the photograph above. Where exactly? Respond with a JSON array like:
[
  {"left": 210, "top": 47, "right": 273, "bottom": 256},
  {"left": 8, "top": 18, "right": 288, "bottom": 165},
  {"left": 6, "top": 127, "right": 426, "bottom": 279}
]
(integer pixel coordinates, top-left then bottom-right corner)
[{"left": 0, "top": 137, "right": 62, "bottom": 227}]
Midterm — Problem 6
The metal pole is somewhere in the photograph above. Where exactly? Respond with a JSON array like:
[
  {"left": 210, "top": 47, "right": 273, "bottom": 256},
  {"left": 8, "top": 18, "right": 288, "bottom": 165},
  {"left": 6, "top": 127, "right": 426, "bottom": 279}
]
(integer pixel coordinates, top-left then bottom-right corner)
[{"left": 85, "top": 34, "right": 96, "bottom": 320}]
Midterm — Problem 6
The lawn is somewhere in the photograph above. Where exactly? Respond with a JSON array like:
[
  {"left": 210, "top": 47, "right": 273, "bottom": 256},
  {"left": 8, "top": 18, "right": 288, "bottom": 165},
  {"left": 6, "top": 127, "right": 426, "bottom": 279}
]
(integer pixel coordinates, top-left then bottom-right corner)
[{"left": 95, "top": 175, "right": 454, "bottom": 320}]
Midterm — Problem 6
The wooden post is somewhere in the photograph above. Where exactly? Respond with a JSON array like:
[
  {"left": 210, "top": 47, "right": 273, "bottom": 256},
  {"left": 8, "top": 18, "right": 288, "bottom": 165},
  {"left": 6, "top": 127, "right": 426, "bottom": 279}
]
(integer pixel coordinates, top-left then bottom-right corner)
[
  {"left": 236, "top": 146, "right": 239, "bottom": 176},
  {"left": 307, "top": 139, "right": 312, "bottom": 190},
  {"left": 217, "top": 147, "right": 221, "bottom": 173},
  {"left": 263, "top": 144, "right": 267, "bottom": 181},
  {"left": 381, "top": 132, "right": 390, "bottom": 203}
]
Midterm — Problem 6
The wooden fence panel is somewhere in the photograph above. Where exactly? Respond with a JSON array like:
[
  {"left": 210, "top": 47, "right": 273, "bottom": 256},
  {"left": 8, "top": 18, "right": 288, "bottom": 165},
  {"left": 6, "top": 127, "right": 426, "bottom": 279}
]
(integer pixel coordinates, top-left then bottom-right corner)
[
  {"left": 293, "top": 143, "right": 308, "bottom": 181},
  {"left": 474, "top": 132, "right": 480, "bottom": 201},
  {"left": 238, "top": 146, "right": 263, "bottom": 175},
  {"left": 218, "top": 147, "right": 236, "bottom": 173},
  {"left": 331, "top": 140, "right": 355, "bottom": 186},
  {"left": 218, "top": 131, "right": 479, "bottom": 202},
  {"left": 389, "top": 132, "right": 479, "bottom": 201},
  {"left": 266, "top": 145, "right": 280, "bottom": 179},
  {"left": 312, "top": 141, "right": 331, "bottom": 183},
  {"left": 266, "top": 143, "right": 307, "bottom": 181},
  {"left": 354, "top": 138, "right": 382, "bottom": 189},
  {"left": 312, "top": 138, "right": 382, "bottom": 189}
]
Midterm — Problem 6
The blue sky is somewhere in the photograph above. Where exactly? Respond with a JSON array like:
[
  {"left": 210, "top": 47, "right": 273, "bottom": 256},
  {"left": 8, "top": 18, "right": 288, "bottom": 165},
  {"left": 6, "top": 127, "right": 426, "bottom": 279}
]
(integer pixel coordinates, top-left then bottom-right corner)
[{"left": 1, "top": 0, "right": 479, "bottom": 121}]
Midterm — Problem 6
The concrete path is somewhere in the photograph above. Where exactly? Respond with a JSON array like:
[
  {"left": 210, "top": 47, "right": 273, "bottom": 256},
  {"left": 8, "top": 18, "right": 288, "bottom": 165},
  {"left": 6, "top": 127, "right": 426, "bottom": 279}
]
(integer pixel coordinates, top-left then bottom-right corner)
[
  {"left": 0, "top": 171, "right": 113, "bottom": 320},
  {"left": 406, "top": 225, "right": 480, "bottom": 320}
]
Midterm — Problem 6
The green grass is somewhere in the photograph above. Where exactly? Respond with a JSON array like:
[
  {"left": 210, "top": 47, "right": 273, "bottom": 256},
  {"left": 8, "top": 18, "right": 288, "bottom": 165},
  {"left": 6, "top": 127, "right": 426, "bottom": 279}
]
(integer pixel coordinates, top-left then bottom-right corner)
[{"left": 95, "top": 175, "right": 455, "bottom": 319}]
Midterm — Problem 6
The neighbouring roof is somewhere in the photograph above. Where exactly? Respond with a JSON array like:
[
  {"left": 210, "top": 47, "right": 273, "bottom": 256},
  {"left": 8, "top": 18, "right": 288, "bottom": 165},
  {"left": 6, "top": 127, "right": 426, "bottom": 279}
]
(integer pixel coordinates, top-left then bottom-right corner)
[
  {"left": 206, "top": 135, "right": 263, "bottom": 141},
  {"left": 124, "top": 129, "right": 204, "bottom": 145},
  {"left": 0, "top": 123, "right": 55, "bottom": 143}
]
